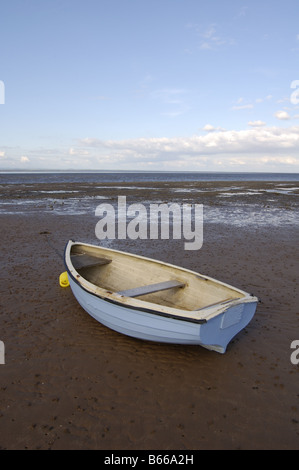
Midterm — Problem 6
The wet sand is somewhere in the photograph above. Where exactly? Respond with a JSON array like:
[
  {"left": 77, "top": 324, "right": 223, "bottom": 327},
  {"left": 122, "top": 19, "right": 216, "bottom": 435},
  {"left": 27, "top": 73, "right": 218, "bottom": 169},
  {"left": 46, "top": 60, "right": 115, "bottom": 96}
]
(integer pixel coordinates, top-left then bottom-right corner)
[{"left": 0, "top": 182, "right": 299, "bottom": 449}]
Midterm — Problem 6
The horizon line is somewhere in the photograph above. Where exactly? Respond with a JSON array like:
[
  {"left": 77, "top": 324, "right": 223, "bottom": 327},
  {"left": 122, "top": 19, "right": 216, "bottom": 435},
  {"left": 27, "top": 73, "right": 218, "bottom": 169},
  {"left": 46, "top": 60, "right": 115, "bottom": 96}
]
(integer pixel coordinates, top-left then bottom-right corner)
[{"left": 0, "top": 169, "right": 298, "bottom": 175}]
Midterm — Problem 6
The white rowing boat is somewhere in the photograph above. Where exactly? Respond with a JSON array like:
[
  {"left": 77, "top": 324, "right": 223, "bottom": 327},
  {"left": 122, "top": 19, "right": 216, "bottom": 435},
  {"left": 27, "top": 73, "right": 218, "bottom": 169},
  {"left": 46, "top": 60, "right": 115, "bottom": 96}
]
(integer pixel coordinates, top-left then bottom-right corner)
[{"left": 64, "top": 240, "right": 258, "bottom": 353}]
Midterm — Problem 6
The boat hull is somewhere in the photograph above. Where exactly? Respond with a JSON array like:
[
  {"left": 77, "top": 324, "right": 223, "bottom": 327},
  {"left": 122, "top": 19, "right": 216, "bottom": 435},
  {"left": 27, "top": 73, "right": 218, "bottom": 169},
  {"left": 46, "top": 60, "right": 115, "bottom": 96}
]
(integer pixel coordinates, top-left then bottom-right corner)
[{"left": 69, "top": 276, "right": 257, "bottom": 354}]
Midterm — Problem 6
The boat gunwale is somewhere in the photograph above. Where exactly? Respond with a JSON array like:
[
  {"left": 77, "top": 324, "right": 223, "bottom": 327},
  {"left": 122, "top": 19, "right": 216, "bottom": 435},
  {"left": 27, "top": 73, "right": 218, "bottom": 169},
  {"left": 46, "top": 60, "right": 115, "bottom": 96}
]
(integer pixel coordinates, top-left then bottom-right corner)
[{"left": 64, "top": 240, "right": 258, "bottom": 324}]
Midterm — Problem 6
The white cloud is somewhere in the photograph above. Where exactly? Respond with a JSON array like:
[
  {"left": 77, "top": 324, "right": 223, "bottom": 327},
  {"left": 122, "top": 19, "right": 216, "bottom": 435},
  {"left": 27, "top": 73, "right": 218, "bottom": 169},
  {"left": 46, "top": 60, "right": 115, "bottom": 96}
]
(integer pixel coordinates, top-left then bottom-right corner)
[
  {"left": 274, "top": 110, "right": 291, "bottom": 120},
  {"left": 256, "top": 95, "right": 272, "bottom": 103},
  {"left": 187, "top": 23, "right": 234, "bottom": 51},
  {"left": 248, "top": 120, "right": 266, "bottom": 127},
  {"left": 233, "top": 94, "right": 272, "bottom": 110},
  {"left": 200, "top": 42, "right": 213, "bottom": 50},
  {"left": 203, "top": 124, "right": 216, "bottom": 132},
  {"left": 78, "top": 126, "right": 299, "bottom": 171},
  {"left": 0, "top": 151, "right": 5, "bottom": 158},
  {"left": 203, "top": 124, "right": 226, "bottom": 132},
  {"left": 2, "top": 127, "right": 299, "bottom": 172},
  {"left": 69, "top": 147, "right": 89, "bottom": 156},
  {"left": 276, "top": 97, "right": 290, "bottom": 104},
  {"left": 236, "top": 6, "right": 248, "bottom": 18}
]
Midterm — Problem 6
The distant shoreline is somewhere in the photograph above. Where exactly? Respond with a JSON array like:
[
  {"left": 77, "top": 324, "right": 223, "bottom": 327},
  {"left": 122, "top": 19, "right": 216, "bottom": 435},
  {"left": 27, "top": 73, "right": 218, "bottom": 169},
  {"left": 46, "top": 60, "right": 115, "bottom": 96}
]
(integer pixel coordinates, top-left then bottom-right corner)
[{"left": 0, "top": 169, "right": 298, "bottom": 175}]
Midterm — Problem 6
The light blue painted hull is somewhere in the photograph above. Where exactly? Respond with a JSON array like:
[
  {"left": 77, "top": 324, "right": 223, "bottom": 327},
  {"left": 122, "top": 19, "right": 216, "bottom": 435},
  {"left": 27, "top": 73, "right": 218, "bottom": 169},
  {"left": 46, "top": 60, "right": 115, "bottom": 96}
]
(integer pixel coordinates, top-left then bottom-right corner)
[{"left": 69, "top": 276, "right": 257, "bottom": 354}]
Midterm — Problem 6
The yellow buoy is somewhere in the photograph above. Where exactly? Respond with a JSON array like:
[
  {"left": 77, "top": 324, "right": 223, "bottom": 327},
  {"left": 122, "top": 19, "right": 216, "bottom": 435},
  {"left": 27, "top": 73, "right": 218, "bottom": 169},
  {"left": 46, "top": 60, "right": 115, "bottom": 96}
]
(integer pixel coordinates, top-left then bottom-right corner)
[{"left": 59, "top": 271, "right": 70, "bottom": 288}]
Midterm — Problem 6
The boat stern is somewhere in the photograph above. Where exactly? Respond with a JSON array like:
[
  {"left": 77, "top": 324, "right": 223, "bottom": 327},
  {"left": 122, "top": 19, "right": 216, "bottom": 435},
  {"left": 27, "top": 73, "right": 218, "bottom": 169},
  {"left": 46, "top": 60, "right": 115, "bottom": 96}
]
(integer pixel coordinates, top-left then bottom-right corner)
[{"left": 199, "top": 298, "right": 258, "bottom": 353}]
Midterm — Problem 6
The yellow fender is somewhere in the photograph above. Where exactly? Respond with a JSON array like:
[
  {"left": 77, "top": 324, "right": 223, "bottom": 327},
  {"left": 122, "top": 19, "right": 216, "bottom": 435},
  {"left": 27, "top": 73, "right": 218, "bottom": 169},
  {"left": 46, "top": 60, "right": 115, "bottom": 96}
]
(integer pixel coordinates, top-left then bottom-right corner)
[{"left": 59, "top": 271, "right": 70, "bottom": 288}]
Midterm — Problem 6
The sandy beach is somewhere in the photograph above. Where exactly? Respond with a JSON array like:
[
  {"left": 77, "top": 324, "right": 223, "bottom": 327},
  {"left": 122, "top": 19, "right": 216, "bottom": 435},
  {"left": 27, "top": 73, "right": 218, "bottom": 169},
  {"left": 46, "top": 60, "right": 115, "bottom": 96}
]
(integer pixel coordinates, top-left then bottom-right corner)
[{"left": 0, "top": 180, "right": 298, "bottom": 450}]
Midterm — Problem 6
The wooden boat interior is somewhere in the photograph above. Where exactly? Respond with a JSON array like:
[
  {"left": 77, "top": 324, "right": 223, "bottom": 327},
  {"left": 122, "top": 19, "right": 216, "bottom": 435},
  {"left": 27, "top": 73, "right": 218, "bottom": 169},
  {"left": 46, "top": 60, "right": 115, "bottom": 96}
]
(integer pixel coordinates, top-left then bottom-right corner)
[{"left": 70, "top": 244, "right": 244, "bottom": 312}]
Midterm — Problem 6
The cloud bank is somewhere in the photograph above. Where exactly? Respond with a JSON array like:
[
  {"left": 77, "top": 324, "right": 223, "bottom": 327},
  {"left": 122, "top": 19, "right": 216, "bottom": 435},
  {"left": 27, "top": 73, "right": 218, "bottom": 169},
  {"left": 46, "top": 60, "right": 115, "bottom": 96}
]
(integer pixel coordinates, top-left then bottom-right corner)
[
  {"left": 1, "top": 126, "right": 299, "bottom": 172},
  {"left": 76, "top": 125, "right": 299, "bottom": 171}
]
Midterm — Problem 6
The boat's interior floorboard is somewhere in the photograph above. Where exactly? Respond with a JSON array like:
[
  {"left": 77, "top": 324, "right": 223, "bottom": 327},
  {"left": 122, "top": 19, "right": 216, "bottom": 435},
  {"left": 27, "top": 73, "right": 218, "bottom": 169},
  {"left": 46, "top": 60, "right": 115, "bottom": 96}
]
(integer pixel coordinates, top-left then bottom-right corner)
[
  {"left": 71, "top": 253, "right": 112, "bottom": 270},
  {"left": 70, "top": 245, "right": 245, "bottom": 313}
]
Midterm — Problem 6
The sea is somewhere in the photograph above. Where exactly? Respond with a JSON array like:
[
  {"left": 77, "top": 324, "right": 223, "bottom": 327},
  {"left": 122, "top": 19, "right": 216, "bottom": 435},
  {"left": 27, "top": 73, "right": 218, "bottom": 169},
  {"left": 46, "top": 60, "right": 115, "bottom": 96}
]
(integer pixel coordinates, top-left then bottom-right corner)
[
  {"left": 1, "top": 170, "right": 299, "bottom": 185},
  {"left": 0, "top": 171, "right": 299, "bottom": 228}
]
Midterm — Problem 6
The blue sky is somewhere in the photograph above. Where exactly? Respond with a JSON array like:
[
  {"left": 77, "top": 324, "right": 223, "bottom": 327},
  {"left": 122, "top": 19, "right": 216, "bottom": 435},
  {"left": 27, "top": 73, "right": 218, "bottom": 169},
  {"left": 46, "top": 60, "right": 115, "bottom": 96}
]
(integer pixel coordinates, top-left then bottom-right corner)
[{"left": 0, "top": 0, "right": 299, "bottom": 172}]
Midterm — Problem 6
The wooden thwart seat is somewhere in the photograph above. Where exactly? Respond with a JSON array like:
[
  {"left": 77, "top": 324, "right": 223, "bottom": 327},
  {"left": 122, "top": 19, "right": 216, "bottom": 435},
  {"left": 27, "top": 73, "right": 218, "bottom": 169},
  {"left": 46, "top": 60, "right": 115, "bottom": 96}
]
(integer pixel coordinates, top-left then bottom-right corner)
[
  {"left": 71, "top": 253, "right": 112, "bottom": 270},
  {"left": 117, "top": 280, "right": 185, "bottom": 298}
]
